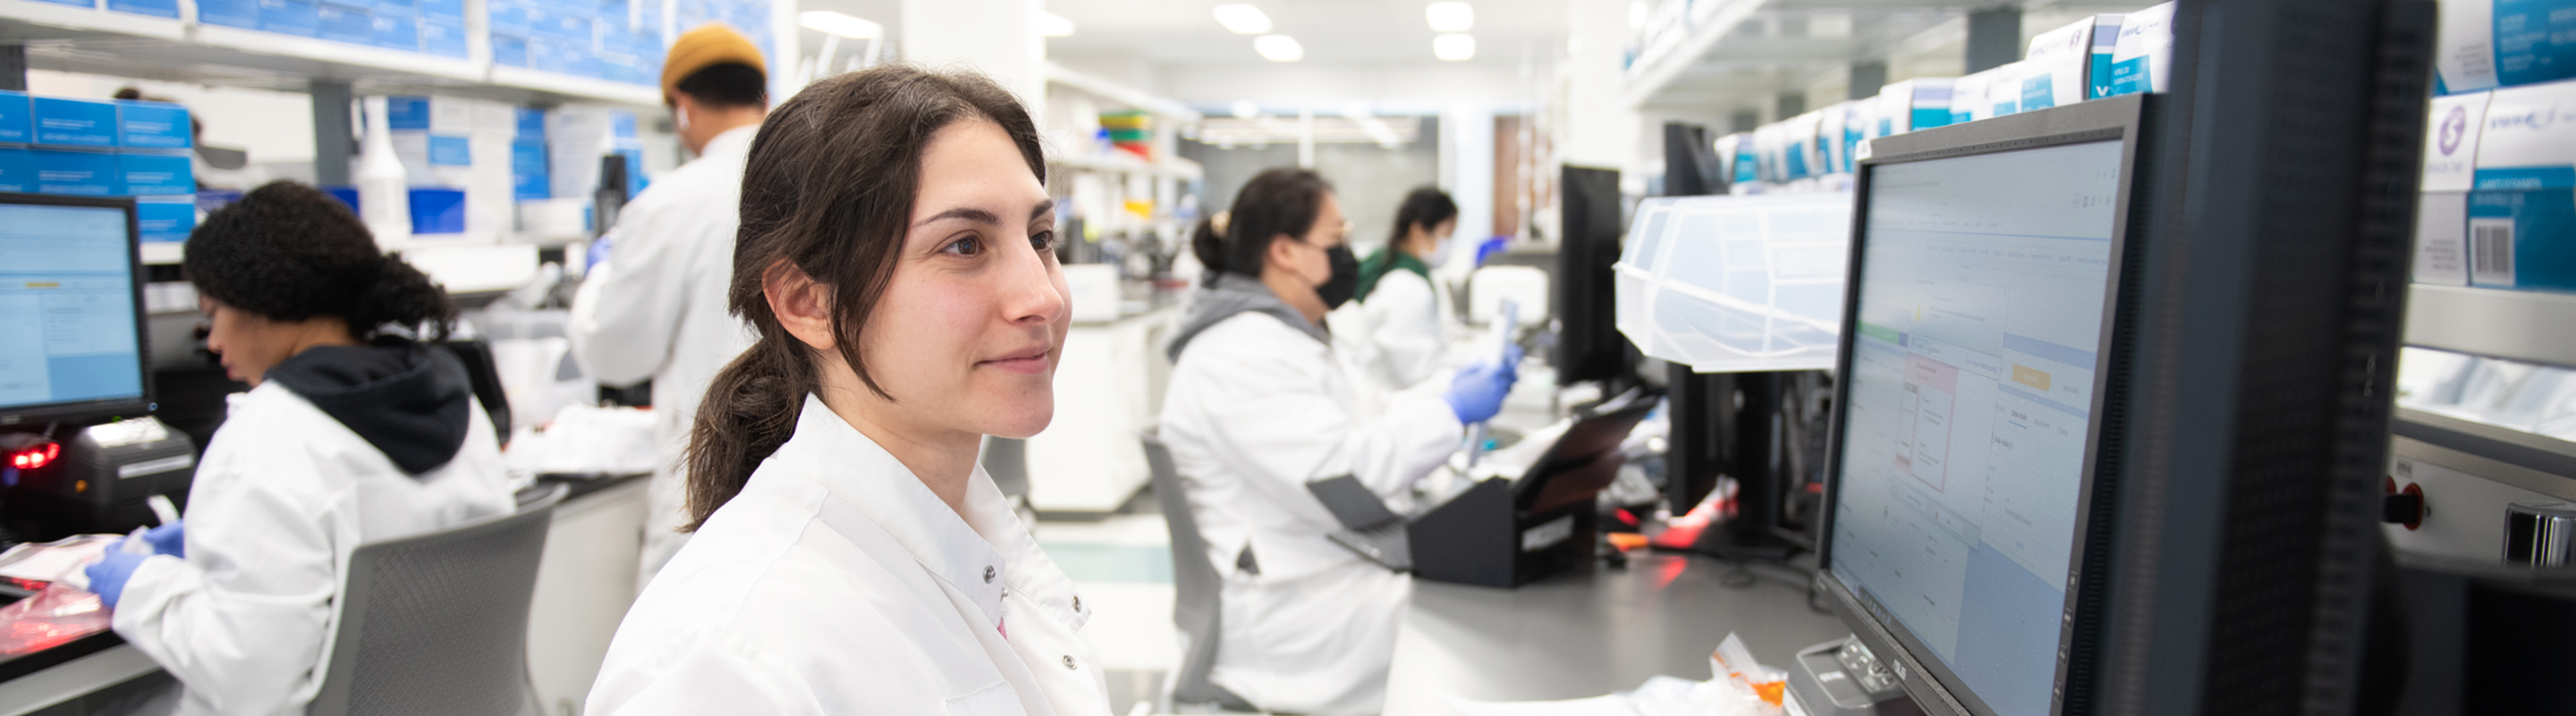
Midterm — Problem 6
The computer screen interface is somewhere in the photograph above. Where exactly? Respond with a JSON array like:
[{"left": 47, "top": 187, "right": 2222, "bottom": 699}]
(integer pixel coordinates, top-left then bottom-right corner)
[
  {"left": 0, "top": 202, "right": 146, "bottom": 417},
  {"left": 1826, "top": 139, "right": 2124, "bottom": 716}
]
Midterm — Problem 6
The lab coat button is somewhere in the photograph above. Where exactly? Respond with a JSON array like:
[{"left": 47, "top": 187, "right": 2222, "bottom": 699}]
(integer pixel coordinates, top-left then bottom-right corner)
[
  {"left": 1062, "top": 655, "right": 1077, "bottom": 670},
  {"left": 984, "top": 565, "right": 996, "bottom": 583}
]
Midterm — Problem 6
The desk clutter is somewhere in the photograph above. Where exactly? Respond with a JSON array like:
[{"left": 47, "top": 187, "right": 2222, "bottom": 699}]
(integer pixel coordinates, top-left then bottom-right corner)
[{"left": 1445, "top": 634, "right": 1791, "bottom": 716}]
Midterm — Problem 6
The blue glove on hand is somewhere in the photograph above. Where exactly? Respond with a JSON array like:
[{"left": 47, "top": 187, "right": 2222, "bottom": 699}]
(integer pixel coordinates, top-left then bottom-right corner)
[
  {"left": 84, "top": 547, "right": 148, "bottom": 610},
  {"left": 141, "top": 520, "right": 183, "bottom": 559},
  {"left": 1444, "top": 345, "right": 1523, "bottom": 425}
]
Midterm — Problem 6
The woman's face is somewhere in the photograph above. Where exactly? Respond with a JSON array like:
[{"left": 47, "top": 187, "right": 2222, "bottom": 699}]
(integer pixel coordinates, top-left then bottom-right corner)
[
  {"left": 199, "top": 297, "right": 300, "bottom": 387},
  {"left": 1279, "top": 191, "right": 1348, "bottom": 285},
  {"left": 858, "top": 119, "right": 1070, "bottom": 440}
]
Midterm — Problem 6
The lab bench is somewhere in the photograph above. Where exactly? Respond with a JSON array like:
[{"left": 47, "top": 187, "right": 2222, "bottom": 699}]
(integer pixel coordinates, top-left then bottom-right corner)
[
  {"left": 0, "top": 471, "right": 650, "bottom": 716},
  {"left": 1383, "top": 552, "right": 1851, "bottom": 715}
]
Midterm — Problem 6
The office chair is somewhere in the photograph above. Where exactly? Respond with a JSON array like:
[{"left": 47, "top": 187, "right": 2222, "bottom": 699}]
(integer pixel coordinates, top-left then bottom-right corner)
[
  {"left": 305, "top": 484, "right": 567, "bottom": 716},
  {"left": 1141, "top": 429, "right": 1256, "bottom": 713}
]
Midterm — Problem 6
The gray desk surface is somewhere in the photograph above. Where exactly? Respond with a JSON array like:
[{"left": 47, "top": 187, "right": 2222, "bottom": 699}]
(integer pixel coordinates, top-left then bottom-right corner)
[{"left": 1384, "top": 552, "right": 1852, "bottom": 715}]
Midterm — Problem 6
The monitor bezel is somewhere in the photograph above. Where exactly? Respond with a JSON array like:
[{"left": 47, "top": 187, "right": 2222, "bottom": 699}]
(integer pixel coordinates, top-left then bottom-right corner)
[
  {"left": 1814, "top": 93, "right": 2148, "bottom": 716},
  {"left": 0, "top": 193, "right": 156, "bottom": 428}
]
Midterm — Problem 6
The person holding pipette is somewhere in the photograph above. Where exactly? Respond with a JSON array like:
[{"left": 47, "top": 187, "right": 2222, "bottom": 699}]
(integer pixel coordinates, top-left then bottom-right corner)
[
  {"left": 80, "top": 182, "right": 516, "bottom": 716},
  {"left": 1346, "top": 187, "right": 1464, "bottom": 393},
  {"left": 1158, "top": 168, "right": 1521, "bottom": 716}
]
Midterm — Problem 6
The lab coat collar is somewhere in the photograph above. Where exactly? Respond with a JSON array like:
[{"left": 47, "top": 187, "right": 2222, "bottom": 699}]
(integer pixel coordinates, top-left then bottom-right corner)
[
  {"left": 699, "top": 123, "right": 759, "bottom": 161},
  {"left": 784, "top": 395, "right": 1086, "bottom": 633}
]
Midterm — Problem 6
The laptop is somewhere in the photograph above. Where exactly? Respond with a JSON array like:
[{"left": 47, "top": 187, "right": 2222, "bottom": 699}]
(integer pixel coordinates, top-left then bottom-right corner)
[{"left": 1307, "top": 476, "right": 1414, "bottom": 571}]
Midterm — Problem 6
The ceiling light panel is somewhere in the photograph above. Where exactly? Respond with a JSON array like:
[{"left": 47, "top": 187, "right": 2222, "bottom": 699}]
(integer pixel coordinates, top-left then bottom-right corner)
[
  {"left": 1425, "top": 2, "right": 1473, "bottom": 32},
  {"left": 1213, "top": 4, "right": 1273, "bottom": 34},
  {"left": 1433, "top": 33, "right": 1475, "bottom": 61},
  {"left": 1254, "top": 34, "right": 1303, "bottom": 62},
  {"left": 799, "top": 11, "right": 884, "bottom": 38}
]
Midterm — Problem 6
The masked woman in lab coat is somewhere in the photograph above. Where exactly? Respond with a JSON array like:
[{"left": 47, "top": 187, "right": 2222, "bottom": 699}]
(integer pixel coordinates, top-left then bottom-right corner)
[
  {"left": 81, "top": 181, "right": 518, "bottom": 716},
  {"left": 1349, "top": 187, "right": 1462, "bottom": 392},
  {"left": 583, "top": 65, "right": 1109, "bottom": 715},
  {"left": 1158, "top": 169, "right": 1521, "bottom": 715}
]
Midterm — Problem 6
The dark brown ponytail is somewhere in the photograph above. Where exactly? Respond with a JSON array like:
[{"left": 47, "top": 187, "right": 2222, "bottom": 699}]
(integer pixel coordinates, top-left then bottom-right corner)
[{"left": 682, "top": 64, "right": 1046, "bottom": 531}]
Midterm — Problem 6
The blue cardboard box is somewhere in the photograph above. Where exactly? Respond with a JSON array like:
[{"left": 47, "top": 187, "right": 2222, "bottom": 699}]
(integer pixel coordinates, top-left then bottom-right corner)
[
  {"left": 319, "top": 5, "right": 374, "bottom": 45},
  {"left": 198, "top": 0, "right": 259, "bottom": 28},
  {"left": 32, "top": 97, "right": 115, "bottom": 148},
  {"left": 115, "top": 100, "right": 191, "bottom": 150},
  {"left": 0, "top": 91, "right": 27, "bottom": 144},
  {"left": 525, "top": 5, "right": 589, "bottom": 42},
  {"left": 26, "top": 0, "right": 94, "bottom": 7},
  {"left": 0, "top": 148, "right": 30, "bottom": 193},
  {"left": 370, "top": 13, "right": 419, "bottom": 51},
  {"left": 120, "top": 152, "right": 193, "bottom": 195},
  {"left": 107, "top": 0, "right": 180, "bottom": 18},
  {"left": 511, "top": 139, "right": 547, "bottom": 199},
  {"left": 259, "top": 0, "right": 320, "bottom": 37},
  {"left": 374, "top": 0, "right": 412, "bottom": 18},
  {"left": 30, "top": 149, "right": 123, "bottom": 196},
  {"left": 530, "top": 40, "right": 600, "bottom": 79},
  {"left": 419, "top": 19, "right": 468, "bottom": 57},
  {"left": 410, "top": 189, "right": 464, "bottom": 233},
  {"left": 487, "top": 1, "right": 530, "bottom": 36},
  {"left": 491, "top": 33, "right": 530, "bottom": 67},
  {"left": 515, "top": 107, "right": 545, "bottom": 139},
  {"left": 136, "top": 197, "right": 195, "bottom": 243},
  {"left": 417, "top": 0, "right": 461, "bottom": 20}
]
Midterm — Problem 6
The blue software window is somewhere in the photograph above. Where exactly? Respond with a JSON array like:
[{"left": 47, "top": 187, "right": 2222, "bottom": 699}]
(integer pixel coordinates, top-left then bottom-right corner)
[{"left": 0, "top": 203, "right": 143, "bottom": 412}]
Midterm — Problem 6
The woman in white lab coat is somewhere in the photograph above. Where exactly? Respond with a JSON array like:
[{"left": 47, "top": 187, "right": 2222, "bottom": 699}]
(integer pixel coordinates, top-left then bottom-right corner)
[
  {"left": 1349, "top": 187, "right": 1462, "bottom": 392},
  {"left": 1159, "top": 169, "right": 1521, "bottom": 715},
  {"left": 82, "top": 181, "right": 518, "bottom": 716},
  {"left": 582, "top": 66, "right": 1110, "bottom": 715}
]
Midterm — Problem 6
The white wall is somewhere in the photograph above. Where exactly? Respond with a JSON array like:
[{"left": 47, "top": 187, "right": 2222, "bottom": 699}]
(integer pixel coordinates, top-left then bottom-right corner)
[
  {"left": 1557, "top": 0, "right": 1633, "bottom": 172},
  {"left": 30, "top": 71, "right": 317, "bottom": 163},
  {"left": 901, "top": 0, "right": 1044, "bottom": 116}
]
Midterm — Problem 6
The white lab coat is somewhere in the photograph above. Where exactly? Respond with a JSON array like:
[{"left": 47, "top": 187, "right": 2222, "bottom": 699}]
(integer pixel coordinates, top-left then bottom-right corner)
[
  {"left": 583, "top": 395, "right": 1112, "bottom": 716},
  {"left": 1353, "top": 267, "right": 1460, "bottom": 393},
  {"left": 109, "top": 383, "right": 516, "bottom": 716},
  {"left": 569, "top": 124, "right": 760, "bottom": 586},
  {"left": 1159, "top": 311, "right": 1464, "bottom": 716}
]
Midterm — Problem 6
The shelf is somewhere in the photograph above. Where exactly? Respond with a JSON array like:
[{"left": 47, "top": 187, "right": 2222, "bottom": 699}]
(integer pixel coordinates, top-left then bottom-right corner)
[
  {"left": 1043, "top": 63, "right": 1201, "bottom": 123},
  {"left": 139, "top": 240, "right": 182, "bottom": 265},
  {"left": 1049, "top": 152, "right": 1202, "bottom": 181},
  {"left": 2405, "top": 284, "right": 2576, "bottom": 368},
  {"left": 1618, "top": 0, "right": 2132, "bottom": 112},
  {"left": 0, "top": 0, "right": 662, "bottom": 108}
]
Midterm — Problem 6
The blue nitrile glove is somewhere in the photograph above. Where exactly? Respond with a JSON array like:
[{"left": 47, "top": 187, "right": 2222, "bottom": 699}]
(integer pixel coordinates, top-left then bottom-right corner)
[
  {"left": 84, "top": 547, "right": 148, "bottom": 610},
  {"left": 141, "top": 520, "right": 184, "bottom": 559},
  {"left": 1444, "top": 345, "right": 1523, "bottom": 425},
  {"left": 585, "top": 234, "right": 614, "bottom": 274}
]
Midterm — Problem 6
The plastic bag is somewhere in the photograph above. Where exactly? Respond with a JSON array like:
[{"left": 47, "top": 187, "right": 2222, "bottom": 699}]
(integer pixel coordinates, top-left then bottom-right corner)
[
  {"left": 1711, "top": 633, "right": 1789, "bottom": 715},
  {"left": 0, "top": 584, "right": 111, "bottom": 655}
]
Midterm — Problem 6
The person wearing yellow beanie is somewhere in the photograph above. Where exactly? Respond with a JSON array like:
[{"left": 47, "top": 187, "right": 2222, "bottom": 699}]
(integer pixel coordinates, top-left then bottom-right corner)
[{"left": 569, "top": 21, "right": 770, "bottom": 591}]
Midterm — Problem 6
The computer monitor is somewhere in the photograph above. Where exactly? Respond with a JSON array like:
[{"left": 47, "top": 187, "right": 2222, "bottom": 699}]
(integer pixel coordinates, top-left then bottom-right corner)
[
  {"left": 1816, "top": 95, "right": 2145, "bottom": 716},
  {"left": 1555, "top": 165, "right": 1630, "bottom": 386},
  {"left": 0, "top": 194, "right": 150, "bottom": 426}
]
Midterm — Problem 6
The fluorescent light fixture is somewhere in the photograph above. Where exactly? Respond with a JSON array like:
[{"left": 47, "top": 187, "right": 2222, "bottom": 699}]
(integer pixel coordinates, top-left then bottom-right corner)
[
  {"left": 1254, "top": 34, "right": 1302, "bottom": 62},
  {"left": 1039, "top": 12, "right": 1075, "bottom": 37},
  {"left": 1213, "top": 4, "right": 1273, "bottom": 34},
  {"left": 799, "top": 11, "right": 883, "bottom": 38},
  {"left": 1433, "top": 33, "right": 1475, "bottom": 61},
  {"left": 1425, "top": 2, "right": 1473, "bottom": 32},
  {"left": 1232, "top": 100, "right": 1260, "bottom": 119}
]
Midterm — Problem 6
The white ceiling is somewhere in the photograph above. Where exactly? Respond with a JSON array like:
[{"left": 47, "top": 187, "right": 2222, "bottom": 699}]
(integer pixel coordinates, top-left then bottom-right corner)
[{"left": 1044, "top": 0, "right": 1572, "bottom": 66}]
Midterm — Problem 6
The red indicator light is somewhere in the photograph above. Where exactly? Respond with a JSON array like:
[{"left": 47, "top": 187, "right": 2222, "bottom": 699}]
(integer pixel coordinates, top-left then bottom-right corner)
[{"left": 8, "top": 442, "right": 57, "bottom": 470}]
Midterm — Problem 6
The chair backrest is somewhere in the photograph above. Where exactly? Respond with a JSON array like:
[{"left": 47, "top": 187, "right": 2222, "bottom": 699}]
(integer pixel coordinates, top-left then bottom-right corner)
[
  {"left": 307, "top": 484, "right": 566, "bottom": 716},
  {"left": 1142, "top": 430, "right": 1249, "bottom": 709}
]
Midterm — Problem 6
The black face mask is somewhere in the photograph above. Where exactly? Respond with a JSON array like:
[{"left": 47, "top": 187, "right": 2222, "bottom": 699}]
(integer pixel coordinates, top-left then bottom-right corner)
[{"left": 1317, "top": 244, "right": 1360, "bottom": 310}]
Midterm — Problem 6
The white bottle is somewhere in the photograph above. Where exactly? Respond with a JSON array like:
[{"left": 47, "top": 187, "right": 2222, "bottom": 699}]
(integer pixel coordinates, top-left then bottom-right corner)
[{"left": 357, "top": 96, "right": 411, "bottom": 247}]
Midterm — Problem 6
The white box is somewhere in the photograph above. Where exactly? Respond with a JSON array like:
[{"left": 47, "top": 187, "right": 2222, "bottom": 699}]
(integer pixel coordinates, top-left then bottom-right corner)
[
  {"left": 2106, "top": 1, "right": 2178, "bottom": 96},
  {"left": 2462, "top": 80, "right": 2576, "bottom": 292},
  {"left": 2435, "top": 0, "right": 2576, "bottom": 95},
  {"left": 1875, "top": 79, "right": 1955, "bottom": 136},
  {"left": 1951, "top": 70, "right": 1995, "bottom": 124},
  {"left": 2023, "top": 15, "right": 2120, "bottom": 109},
  {"left": 1780, "top": 111, "right": 1826, "bottom": 180},
  {"left": 2415, "top": 91, "right": 2494, "bottom": 286}
]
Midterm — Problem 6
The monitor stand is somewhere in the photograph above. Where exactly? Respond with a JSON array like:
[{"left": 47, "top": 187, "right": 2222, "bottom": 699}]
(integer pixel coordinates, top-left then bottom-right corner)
[{"left": 1690, "top": 520, "right": 1798, "bottom": 561}]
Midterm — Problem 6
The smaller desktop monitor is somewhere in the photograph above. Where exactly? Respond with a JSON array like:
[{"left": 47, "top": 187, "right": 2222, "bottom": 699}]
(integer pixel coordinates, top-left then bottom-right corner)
[
  {"left": 1556, "top": 165, "right": 1631, "bottom": 386},
  {"left": 0, "top": 194, "right": 150, "bottom": 425},
  {"left": 1816, "top": 95, "right": 2147, "bottom": 716}
]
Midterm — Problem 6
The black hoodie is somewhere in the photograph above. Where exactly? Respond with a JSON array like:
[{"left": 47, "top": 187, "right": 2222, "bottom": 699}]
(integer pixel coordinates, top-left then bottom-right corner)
[{"left": 264, "top": 341, "right": 474, "bottom": 475}]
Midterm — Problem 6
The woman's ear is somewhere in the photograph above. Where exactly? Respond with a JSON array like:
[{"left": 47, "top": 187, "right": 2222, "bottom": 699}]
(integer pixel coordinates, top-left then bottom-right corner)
[
  {"left": 764, "top": 260, "right": 837, "bottom": 352},
  {"left": 1265, "top": 232, "right": 1304, "bottom": 272}
]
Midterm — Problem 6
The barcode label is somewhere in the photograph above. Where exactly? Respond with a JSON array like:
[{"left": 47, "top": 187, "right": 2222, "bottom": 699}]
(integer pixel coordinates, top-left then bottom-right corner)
[{"left": 2470, "top": 220, "right": 2517, "bottom": 286}]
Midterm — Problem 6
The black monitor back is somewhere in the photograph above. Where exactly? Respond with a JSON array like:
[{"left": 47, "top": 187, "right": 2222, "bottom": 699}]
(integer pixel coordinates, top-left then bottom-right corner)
[{"left": 1555, "top": 165, "right": 1629, "bottom": 386}]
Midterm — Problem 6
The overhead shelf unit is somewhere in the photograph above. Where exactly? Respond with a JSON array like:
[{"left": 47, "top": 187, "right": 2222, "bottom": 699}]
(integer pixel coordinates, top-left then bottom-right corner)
[
  {"left": 0, "top": 0, "right": 662, "bottom": 106},
  {"left": 1041, "top": 62, "right": 1202, "bottom": 261},
  {"left": 2405, "top": 285, "right": 2576, "bottom": 370},
  {"left": 1619, "top": 0, "right": 2131, "bottom": 113}
]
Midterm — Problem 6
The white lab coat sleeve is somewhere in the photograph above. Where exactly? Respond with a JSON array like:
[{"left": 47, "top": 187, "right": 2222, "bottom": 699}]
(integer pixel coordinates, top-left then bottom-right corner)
[
  {"left": 1363, "top": 272, "right": 1447, "bottom": 391},
  {"left": 571, "top": 196, "right": 691, "bottom": 386},
  {"left": 110, "top": 451, "right": 336, "bottom": 716},
  {"left": 1187, "top": 326, "right": 1464, "bottom": 501},
  {"left": 588, "top": 631, "right": 831, "bottom": 716}
]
